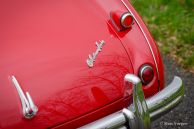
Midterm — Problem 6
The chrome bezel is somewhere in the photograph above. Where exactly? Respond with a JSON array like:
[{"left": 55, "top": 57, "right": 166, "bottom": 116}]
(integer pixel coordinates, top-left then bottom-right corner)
[
  {"left": 139, "top": 65, "right": 154, "bottom": 84},
  {"left": 120, "top": 12, "right": 134, "bottom": 28}
]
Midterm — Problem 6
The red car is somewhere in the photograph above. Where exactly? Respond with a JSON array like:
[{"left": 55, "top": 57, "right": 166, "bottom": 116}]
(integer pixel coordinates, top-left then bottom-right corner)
[{"left": 0, "top": 0, "right": 184, "bottom": 129}]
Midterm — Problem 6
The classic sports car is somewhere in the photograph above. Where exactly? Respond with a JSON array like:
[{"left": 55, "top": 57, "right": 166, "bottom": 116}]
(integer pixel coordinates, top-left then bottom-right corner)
[{"left": 0, "top": 0, "right": 184, "bottom": 129}]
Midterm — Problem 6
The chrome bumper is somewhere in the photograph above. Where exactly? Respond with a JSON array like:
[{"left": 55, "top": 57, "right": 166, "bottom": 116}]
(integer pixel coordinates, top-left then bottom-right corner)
[{"left": 79, "top": 74, "right": 184, "bottom": 129}]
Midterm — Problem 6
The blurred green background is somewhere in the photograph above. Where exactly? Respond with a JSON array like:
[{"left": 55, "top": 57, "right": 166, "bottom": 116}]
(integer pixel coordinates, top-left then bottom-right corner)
[{"left": 131, "top": 0, "right": 194, "bottom": 72}]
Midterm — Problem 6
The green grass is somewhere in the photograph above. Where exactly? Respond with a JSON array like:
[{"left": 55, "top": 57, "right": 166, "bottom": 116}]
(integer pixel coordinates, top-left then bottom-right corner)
[{"left": 131, "top": 0, "right": 194, "bottom": 72}]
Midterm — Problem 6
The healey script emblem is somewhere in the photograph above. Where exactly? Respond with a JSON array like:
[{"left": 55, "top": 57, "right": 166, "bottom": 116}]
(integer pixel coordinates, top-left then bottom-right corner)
[{"left": 86, "top": 40, "right": 105, "bottom": 68}]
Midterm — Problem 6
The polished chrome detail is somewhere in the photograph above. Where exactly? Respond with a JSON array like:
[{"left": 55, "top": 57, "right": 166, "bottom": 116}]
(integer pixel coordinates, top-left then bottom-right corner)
[
  {"left": 11, "top": 76, "right": 38, "bottom": 119},
  {"left": 79, "top": 74, "right": 184, "bottom": 129},
  {"left": 125, "top": 74, "right": 150, "bottom": 129},
  {"left": 79, "top": 108, "right": 136, "bottom": 129},
  {"left": 122, "top": 108, "right": 137, "bottom": 129},
  {"left": 139, "top": 65, "right": 153, "bottom": 84},
  {"left": 86, "top": 40, "right": 105, "bottom": 68},
  {"left": 121, "top": 0, "right": 160, "bottom": 82},
  {"left": 79, "top": 111, "right": 127, "bottom": 129},
  {"left": 120, "top": 12, "right": 134, "bottom": 28},
  {"left": 146, "top": 76, "right": 184, "bottom": 120}
]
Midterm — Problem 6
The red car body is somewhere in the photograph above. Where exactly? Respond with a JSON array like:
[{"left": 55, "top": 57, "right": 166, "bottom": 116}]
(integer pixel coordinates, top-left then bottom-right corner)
[{"left": 0, "top": 0, "right": 182, "bottom": 129}]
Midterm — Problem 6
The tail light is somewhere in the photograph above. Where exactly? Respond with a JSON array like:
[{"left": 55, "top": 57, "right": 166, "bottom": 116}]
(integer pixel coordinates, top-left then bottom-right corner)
[
  {"left": 110, "top": 11, "right": 134, "bottom": 31},
  {"left": 120, "top": 13, "right": 134, "bottom": 29},
  {"left": 139, "top": 65, "right": 154, "bottom": 85}
]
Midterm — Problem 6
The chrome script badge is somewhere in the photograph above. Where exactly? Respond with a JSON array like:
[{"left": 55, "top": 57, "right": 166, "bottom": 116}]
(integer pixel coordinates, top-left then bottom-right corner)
[{"left": 86, "top": 40, "right": 105, "bottom": 68}]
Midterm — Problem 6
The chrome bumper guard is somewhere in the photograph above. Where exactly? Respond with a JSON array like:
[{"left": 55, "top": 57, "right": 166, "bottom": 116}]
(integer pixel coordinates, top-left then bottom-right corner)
[{"left": 79, "top": 74, "right": 184, "bottom": 129}]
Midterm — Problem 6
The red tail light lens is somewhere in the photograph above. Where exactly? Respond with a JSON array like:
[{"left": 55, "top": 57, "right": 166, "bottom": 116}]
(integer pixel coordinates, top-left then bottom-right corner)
[
  {"left": 120, "top": 13, "right": 134, "bottom": 29},
  {"left": 139, "top": 65, "right": 154, "bottom": 85},
  {"left": 110, "top": 11, "right": 134, "bottom": 31}
]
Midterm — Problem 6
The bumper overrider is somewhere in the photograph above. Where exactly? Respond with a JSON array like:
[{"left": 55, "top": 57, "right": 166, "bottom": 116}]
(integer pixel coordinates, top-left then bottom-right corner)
[{"left": 79, "top": 74, "right": 184, "bottom": 129}]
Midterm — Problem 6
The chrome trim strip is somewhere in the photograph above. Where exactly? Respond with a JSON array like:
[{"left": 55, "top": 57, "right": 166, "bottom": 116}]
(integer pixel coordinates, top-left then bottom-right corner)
[
  {"left": 79, "top": 111, "right": 127, "bottom": 129},
  {"left": 121, "top": 0, "right": 160, "bottom": 81},
  {"left": 146, "top": 76, "right": 184, "bottom": 119},
  {"left": 79, "top": 74, "right": 184, "bottom": 129},
  {"left": 86, "top": 40, "right": 105, "bottom": 68},
  {"left": 11, "top": 76, "right": 38, "bottom": 119}
]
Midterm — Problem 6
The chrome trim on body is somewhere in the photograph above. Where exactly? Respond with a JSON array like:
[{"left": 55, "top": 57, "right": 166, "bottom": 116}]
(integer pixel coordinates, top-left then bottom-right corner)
[
  {"left": 11, "top": 76, "right": 38, "bottom": 119},
  {"left": 139, "top": 65, "right": 153, "bottom": 84},
  {"left": 121, "top": 0, "right": 160, "bottom": 81},
  {"left": 125, "top": 74, "right": 150, "bottom": 129},
  {"left": 79, "top": 74, "right": 184, "bottom": 129},
  {"left": 146, "top": 76, "right": 184, "bottom": 119},
  {"left": 120, "top": 12, "right": 134, "bottom": 28},
  {"left": 79, "top": 110, "right": 126, "bottom": 129},
  {"left": 86, "top": 40, "right": 105, "bottom": 68}
]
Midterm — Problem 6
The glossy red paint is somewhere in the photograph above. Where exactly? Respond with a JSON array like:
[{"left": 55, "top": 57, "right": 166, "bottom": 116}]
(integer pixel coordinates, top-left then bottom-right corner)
[
  {"left": 0, "top": 0, "right": 164, "bottom": 129},
  {"left": 110, "top": 11, "right": 123, "bottom": 31}
]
